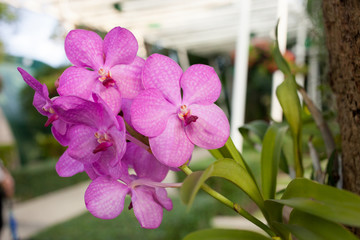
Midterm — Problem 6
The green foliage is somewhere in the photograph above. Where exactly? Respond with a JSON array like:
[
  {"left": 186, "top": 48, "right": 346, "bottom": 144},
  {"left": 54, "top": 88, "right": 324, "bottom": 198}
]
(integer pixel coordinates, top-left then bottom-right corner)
[
  {"left": 239, "top": 120, "right": 269, "bottom": 146},
  {"left": 0, "top": 3, "right": 16, "bottom": 23},
  {"left": 285, "top": 210, "right": 359, "bottom": 240},
  {"left": 184, "top": 229, "right": 272, "bottom": 240},
  {"left": 270, "top": 178, "right": 360, "bottom": 227},
  {"left": 0, "top": 144, "right": 16, "bottom": 166},
  {"left": 12, "top": 160, "right": 88, "bottom": 201},
  {"left": 273, "top": 24, "right": 303, "bottom": 177},
  {"left": 261, "top": 124, "right": 287, "bottom": 200},
  {"left": 180, "top": 159, "right": 264, "bottom": 212},
  {"left": 180, "top": 21, "right": 359, "bottom": 240},
  {"left": 30, "top": 196, "right": 216, "bottom": 240},
  {"left": 208, "top": 137, "right": 255, "bottom": 181}
]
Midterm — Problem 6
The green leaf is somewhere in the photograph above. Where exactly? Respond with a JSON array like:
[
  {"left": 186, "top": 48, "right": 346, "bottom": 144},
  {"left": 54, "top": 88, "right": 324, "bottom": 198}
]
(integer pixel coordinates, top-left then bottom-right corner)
[
  {"left": 325, "top": 149, "right": 339, "bottom": 186},
  {"left": 270, "top": 178, "right": 360, "bottom": 227},
  {"left": 180, "top": 171, "right": 205, "bottom": 205},
  {"left": 273, "top": 21, "right": 292, "bottom": 76},
  {"left": 208, "top": 148, "right": 223, "bottom": 160},
  {"left": 286, "top": 210, "right": 359, "bottom": 240},
  {"left": 208, "top": 137, "right": 256, "bottom": 181},
  {"left": 180, "top": 159, "right": 264, "bottom": 211},
  {"left": 278, "top": 150, "right": 290, "bottom": 174},
  {"left": 273, "top": 22, "right": 303, "bottom": 177},
  {"left": 239, "top": 120, "right": 269, "bottom": 145},
  {"left": 279, "top": 134, "right": 295, "bottom": 175},
  {"left": 263, "top": 202, "right": 290, "bottom": 240},
  {"left": 261, "top": 124, "right": 288, "bottom": 199},
  {"left": 183, "top": 229, "right": 272, "bottom": 240}
]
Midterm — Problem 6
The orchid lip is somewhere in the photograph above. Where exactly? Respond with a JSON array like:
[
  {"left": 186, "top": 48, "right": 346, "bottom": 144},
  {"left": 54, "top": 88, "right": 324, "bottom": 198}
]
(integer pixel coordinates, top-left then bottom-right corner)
[
  {"left": 93, "top": 141, "right": 113, "bottom": 154},
  {"left": 44, "top": 113, "right": 59, "bottom": 127},
  {"left": 177, "top": 105, "right": 198, "bottom": 126},
  {"left": 98, "top": 68, "right": 115, "bottom": 87}
]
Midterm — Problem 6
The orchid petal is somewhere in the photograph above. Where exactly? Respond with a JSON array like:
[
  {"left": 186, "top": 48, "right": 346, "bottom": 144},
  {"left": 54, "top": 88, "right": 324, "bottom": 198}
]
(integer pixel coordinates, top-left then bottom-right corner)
[
  {"left": 111, "top": 56, "right": 145, "bottom": 99},
  {"left": 124, "top": 142, "right": 169, "bottom": 182},
  {"left": 185, "top": 104, "right": 229, "bottom": 149},
  {"left": 52, "top": 96, "right": 104, "bottom": 127},
  {"left": 120, "top": 98, "right": 133, "bottom": 128},
  {"left": 84, "top": 164, "right": 98, "bottom": 180},
  {"left": 131, "top": 88, "right": 176, "bottom": 137},
  {"left": 57, "top": 66, "right": 97, "bottom": 98},
  {"left": 92, "top": 93, "right": 120, "bottom": 129},
  {"left": 154, "top": 188, "right": 173, "bottom": 211},
  {"left": 85, "top": 177, "right": 128, "bottom": 219},
  {"left": 56, "top": 151, "right": 84, "bottom": 177},
  {"left": 51, "top": 120, "right": 70, "bottom": 146},
  {"left": 92, "top": 153, "right": 127, "bottom": 179},
  {"left": 103, "top": 27, "right": 138, "bottom": 67},
  {"left": 149, "top": 115, "right": 194, "bottom": 167},
  {"left": 65, "top": 29, "right": 104, "bottom": 69},
  {"left": 33, "top": 90, "right": 50, "bottom": 116},
  {"left": 93, "top": 82, "right": 122, "bottom": 115},
  {"left": 67, "top": 125, "right": 100, "bottom": 163},
  {"left": 142, "top": 54, "right": 182, "bottom": 105},
  {"left": 181, "top": 64, "right": 221, "bottom": 106},
  {"left": 17, "top": 68, "right": 43, "bottom": 93},
  {"left": 108, "top": 123, "right": 127, "bottom": 166},
  {"left": 131, "top": 188, "right": 163, "bottom": 229},
  {"left": 17, "top": 68, "right": 52, "bottom": 116}
]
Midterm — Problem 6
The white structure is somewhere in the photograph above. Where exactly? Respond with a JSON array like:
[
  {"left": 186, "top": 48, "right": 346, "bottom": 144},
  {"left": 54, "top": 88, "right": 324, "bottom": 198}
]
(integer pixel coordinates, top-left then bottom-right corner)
[{"left": 2, "top": 0, "right": 306, "bottom": 150}]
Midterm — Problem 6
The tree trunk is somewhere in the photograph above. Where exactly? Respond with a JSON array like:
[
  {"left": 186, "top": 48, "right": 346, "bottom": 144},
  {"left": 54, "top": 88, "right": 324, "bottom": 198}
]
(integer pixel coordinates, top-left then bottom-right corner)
[{"left": 323, "top": 0, "right": 360, "bottom": 236}]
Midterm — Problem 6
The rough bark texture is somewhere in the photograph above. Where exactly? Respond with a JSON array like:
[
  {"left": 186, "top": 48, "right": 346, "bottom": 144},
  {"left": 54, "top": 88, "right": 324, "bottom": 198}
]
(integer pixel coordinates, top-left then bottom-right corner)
[{"left": 323, "top": 0, "right": 360, "bottom": 236}]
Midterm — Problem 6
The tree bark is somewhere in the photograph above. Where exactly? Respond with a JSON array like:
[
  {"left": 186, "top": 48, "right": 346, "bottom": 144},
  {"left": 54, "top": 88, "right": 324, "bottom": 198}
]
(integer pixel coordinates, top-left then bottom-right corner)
[{"left": 323, "top": 0, "right": 360, "bottom": 236}]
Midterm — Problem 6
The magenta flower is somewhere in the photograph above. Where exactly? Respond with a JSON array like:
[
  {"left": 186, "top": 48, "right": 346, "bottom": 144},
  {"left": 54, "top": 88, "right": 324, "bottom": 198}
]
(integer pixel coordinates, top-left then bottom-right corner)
[
  {"left": 57, "top": 27, "right": 144, "bottom": 114},
  {"left": 85, "top": 142, "right": 173, "bottom": 229},
  {"left": 55, "top": 151, "right": 84, "bottom": 177},
  {"left": 52, "top": 94, "right": 127, "bottom": 171},
  {"left": 131, "top": 54, "right": 230, "bottom": 167},
  {"left": 17, "top": 67, "right": 70, "bottom": 146}
]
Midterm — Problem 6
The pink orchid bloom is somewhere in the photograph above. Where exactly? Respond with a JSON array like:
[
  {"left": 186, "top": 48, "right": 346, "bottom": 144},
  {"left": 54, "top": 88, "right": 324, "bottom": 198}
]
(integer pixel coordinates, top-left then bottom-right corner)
[
  {"left": 17, "top": 67, "right": 70, "bottom": 146},
  {"left": 131, "top": 54, "right": 230, "bottom": 167},
  {"left": 57, "top": 27, "right": 144, "bottom": 114},
  {"left": 85, "top": 142, "right": 173, "bottom": 229},
  {"left": 52, "top": 94, "right": 127, "bottom": 170},
  {"left": 55, "top": 147, "right": 128, "bottom": 180}
]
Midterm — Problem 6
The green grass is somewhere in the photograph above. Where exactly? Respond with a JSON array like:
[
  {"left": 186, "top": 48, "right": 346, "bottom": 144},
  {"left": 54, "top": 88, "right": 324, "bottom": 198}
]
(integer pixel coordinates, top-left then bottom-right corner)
[
  {"left": 11, "top": 159, "right": 88, "bottom": 201},
  {"left": 30, "top": 195, "right": 217, "bottom": 240}
]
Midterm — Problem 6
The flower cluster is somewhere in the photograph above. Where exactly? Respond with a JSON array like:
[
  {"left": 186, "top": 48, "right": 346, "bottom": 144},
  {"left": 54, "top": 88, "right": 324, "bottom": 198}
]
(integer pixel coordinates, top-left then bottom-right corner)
[{"left": 18, "top": 26, "right": 230, "bottom": 229}]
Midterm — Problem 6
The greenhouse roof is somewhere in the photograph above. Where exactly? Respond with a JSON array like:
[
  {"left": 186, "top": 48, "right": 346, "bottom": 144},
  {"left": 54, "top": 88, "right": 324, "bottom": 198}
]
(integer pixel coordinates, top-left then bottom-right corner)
[{"left": 3, "top": 0, "right": 305, "bottom": 57}]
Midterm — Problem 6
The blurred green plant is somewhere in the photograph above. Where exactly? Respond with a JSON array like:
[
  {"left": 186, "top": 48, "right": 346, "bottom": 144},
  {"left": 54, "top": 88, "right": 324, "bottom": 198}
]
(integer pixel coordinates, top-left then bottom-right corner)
[
  {"left": 179, "top": 23, "right": 359, "bottom": 240},
  {"left": 11, "top": 159, "right": 88, "bottom": 201},
  {"left": 30, "top": 196, "right": 216, "bottom": 240},
  {"left": 0, "top": 3, "right": 17, "bottom": 61}
]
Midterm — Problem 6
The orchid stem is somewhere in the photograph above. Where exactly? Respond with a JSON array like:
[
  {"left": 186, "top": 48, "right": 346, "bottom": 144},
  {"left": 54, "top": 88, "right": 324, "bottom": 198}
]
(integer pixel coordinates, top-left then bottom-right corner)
[
  {"left": 126, "top": 133, "right": 151, "bottom": 153},
  {"left": 180, "top": 165, "right": 275, "bottom": 237}
]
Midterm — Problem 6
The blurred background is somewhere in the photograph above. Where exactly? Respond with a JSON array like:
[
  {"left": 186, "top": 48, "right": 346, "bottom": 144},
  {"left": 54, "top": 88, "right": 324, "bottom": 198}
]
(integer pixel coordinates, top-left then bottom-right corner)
[{"left": 0, "top": 0, "right": 334, "bottom": 239}]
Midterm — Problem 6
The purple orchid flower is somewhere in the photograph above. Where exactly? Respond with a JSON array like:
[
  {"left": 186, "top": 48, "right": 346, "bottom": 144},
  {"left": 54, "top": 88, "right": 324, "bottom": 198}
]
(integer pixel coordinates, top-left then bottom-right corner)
[
  {"left": 17, "top": 67, "right": 70, "bottom": 146},
  {"left": 52, "top": 94, "right": 127, "bottom": 173},
  {"left": 57, "top": 27, "right": 144, "bottom": 114},
  {"left": 84, "top": 142, "right": 173, "bottom": 229},
  {"left": 130, "top": 54, "right": 230, "bottom": 167}
]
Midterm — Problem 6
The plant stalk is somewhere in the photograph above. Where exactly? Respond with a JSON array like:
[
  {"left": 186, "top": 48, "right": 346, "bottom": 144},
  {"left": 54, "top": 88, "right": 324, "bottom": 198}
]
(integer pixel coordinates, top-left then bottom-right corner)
[{"left": 180, "top": 165, "right": 276, "bottom": 237}]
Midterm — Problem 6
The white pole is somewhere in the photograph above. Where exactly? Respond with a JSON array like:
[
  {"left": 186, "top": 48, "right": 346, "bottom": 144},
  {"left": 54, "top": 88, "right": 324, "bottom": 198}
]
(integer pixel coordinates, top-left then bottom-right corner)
[
  {"left": 295, "top": 17, "right": 307, "bottom": 87},
  {"left": 230, "top": 0, "right": 251, "bottom": 152},
  {"left": 295, "top": 15, "right": 308, "bottom": 104},
  {"left": 308, "top": 47, "right": 321, "bottom": 109},
  {"left": 270, "top": 0, "right": 288, "bottom": 122}
]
